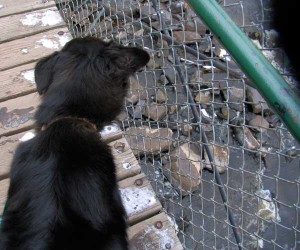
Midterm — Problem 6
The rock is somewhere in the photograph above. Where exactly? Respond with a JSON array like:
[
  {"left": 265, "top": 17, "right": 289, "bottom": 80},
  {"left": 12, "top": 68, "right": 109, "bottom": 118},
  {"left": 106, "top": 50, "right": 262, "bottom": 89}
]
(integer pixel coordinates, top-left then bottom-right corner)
[
  {"left": 125, "top": 127, "right": 173, "bottom": 155},
  {"left": 217, "top": 107, "right": 238, "bottom": 121},
  {"left": 168, "top": 105, "right": 177, "bottom": 114},
  {"left": 221, "top": 87, "right": 244, "bottom": 111},
  {"left": 154, "top": 89, "right": 167, "bottom": 103},
  {"left": 140, "top": 5, "right": 157, "bottom": 23},
  {"left": 144, "top": 103, "right": 167, "bottom": 120},
  {"left": 181, "top": 124, "right": 193, "bottom": 136},
  {"left": 246, "top": 86, "right": 273, "bottom": 115},
  {"left": 165, "top": 143, "right": 202, "bottom": 193},
  {"left": 233, "top": 125, "right": 260, "bottom": 150},
  {"left": 249, "top": 115, "right": 269, "bottom": 132},
  {"left": 194, "top": 91, "right": 212, "bottom": 105},
  {"left": 173, "top": 31, "right": 201, "bottom": 44},
  {"left": 203, "top": 143, "right": 229, "bottom": 173},
  {"left": 147, "top": 57, "right": 160, "bottom": 69},
  {"left": 126, "top": 76, "right": 147, "bottom": 104},
  {"left": 169, "top": 1, "right": 185, "bottom": 14},
  {"left": 128, "top": 99, "right": 146, "bottom": 119}
]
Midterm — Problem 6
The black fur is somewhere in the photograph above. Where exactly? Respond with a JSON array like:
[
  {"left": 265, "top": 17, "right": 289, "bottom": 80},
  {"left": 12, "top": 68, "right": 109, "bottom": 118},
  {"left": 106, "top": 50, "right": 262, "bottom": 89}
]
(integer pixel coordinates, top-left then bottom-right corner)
[
  {"left": 272, "top": 0, "right": 300, "bottom": 84},
  {"left": 0, "top": 37, "right": 149, "bottom": 250}
]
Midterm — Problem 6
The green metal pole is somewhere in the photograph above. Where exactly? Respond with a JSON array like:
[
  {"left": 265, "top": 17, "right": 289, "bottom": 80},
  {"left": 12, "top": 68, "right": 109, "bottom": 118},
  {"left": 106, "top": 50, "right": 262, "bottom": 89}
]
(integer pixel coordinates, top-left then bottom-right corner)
[{"left": 186, "top": 0, "right": 300, "bottom": 143}]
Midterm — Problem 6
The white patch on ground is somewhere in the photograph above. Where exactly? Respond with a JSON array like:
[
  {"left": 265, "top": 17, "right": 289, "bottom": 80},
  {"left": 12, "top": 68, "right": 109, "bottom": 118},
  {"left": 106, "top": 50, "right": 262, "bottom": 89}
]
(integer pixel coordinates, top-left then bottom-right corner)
[
  {"left": 167, "top": 215, "right": 179, "bottom": 233},
  {"left": 119, "top": 186, "right": 156, "bottom": 216},
  {"left": 21, "top": 48, "right": 28, "bottom": 54},
  {"left": 20, "top": 10, "right": 62, "bottom": 26},
  {"left": 218, "top": 48, "right": 231, "bottom": 61},
  {"left": 35, "top": 38, "right": 59, "bottom": 49},
  {"left": 122, "top": 163, "right": 132, "bottom": 170},
  {"left": 21, "top": 69, "right": 35, "bottom": 84},
  {"left": 19, "top": 132, "right": 36, "bottom": 142},
  {"left": 0, "top": 5, "right": 3, "bottom": 9},
  {"left": 201, "top": 109, "right": 211, "bottom": 118},
  {"left": 143, "top": 226, "right": 175, "bottom": 249},
  {"left": 100, "top": 123, "right": 119, "bottom": 136},
  {"left": 256, "top": 189, "right": 281, "bottom": 222},
  {"left": 54, "top": 33, "right": 72, "bottom": 47}
]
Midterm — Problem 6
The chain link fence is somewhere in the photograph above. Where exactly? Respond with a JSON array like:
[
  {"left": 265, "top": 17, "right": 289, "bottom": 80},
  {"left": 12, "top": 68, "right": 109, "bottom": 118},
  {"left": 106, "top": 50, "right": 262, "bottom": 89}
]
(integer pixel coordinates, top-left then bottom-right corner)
[{"left": 54, "top": 0, "right": 300, "bottom": 249}]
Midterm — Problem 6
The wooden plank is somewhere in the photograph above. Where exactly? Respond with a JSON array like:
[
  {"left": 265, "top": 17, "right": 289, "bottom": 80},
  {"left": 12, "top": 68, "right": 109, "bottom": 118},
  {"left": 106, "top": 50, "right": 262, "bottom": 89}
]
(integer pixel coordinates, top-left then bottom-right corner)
[
  {"left": 0, "top": 0, "right": 55, "bottom": 17},
  {"left": 0, "top": 132, "right": 27, "bottom": 180},
  {"left": 119, "top": 173, "right": 162, "bottom": 225},
  {"left": 0, "top": 8, "right": 65, "bottom": 43},
  {"left": 0, "top": 178, "right": 9, "bottom": 212},
  {"left": 100, "top": 123, "right": 123, "bottom": 143},
  {"left": 0, "top": 63, "right": 37, "bottom": 102},
  {"left": 110, "top": 138, "right": 140, "bottom": 181},
  {"left": 0, "top": 27, "right": 71, "bottom": 71},
  {"left": 128, "top": 212, "right": 183, "bottom": 250},
  {"left": 0, "top": 130, "right": 137, "bottom": 181},
  {"left": 0, "top": 93, "right": 40, "bottom": 137}
]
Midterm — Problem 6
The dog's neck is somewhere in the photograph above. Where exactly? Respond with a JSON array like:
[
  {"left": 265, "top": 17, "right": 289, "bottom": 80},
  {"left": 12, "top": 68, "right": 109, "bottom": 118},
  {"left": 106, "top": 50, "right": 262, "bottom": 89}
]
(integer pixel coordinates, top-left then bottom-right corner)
[{"left": 40, "top": 116, "right": 97, "bottom": 131}]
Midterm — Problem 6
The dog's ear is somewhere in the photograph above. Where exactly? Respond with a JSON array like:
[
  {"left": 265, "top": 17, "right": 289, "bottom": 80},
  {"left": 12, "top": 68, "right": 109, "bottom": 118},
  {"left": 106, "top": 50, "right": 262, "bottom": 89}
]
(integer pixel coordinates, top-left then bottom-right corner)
[
  {"left": 34, "top": 52, "right": 59, "bottom": 95},
  {"left": 111, "top": 47, "right": 150, "bottom": 74}
]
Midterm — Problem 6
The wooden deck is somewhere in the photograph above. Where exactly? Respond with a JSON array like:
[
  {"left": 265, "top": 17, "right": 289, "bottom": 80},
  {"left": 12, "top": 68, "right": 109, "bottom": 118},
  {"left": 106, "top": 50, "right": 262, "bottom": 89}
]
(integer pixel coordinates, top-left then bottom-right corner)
[{"left": 0, "top": 1, "right": 182, "bottom": 249}]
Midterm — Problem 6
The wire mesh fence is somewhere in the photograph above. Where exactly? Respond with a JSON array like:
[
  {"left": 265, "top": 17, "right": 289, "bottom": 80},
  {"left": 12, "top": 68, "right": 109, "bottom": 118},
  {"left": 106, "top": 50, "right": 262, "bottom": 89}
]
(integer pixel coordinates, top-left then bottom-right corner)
[{"left": 54, "top": 0, "right": 300, "bottom": 249}]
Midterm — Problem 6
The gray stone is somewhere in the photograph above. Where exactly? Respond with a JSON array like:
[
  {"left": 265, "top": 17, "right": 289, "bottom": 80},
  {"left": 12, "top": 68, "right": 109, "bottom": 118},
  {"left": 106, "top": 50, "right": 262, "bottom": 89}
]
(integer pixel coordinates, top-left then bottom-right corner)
[
  {"left": 125, "top": 126, "right": 173, "bottom": 155},
  {"left": 203, "top": 143, "right": 229, "bottom": 174},
  {"left": 181, "top": 124, "right": 193, "bottom": 136},
  {"left": 126, "top": 76, "right": 147, "bottom": 104},
  {"left": 246, "top": 86, "right": 273, "bottom": 115},
  {"left": 128, "top": 99, "right": 146, "bottom": 119},
  {"left": 217, "top": 107, "right": 238, "bottom": 121},
  {"left": 173, "top": 31, "right": 202, "bottom": 44},
  {"left": 168, "top": 105, "right": 178, "bottom": 114},
  {"left": 194, "top": 91, "right": 212, "bottom": 105},
  {"left": 248, "top": 115, "right": 269, "bottom": 132},
  {"left": 164, "top": 143, "right": 203, "bottom": 193},
  {"left": 144, "top": 103, "right": 168, "bottom": 120},
  {"left": 221, "top": 87, "right": 244, "bottom": 111},
  {"left": 233, "top": 126, "right": 260, "bottom": 150},
  {"left": 154, "top": 89, "right": 167, "bottom": 103}
]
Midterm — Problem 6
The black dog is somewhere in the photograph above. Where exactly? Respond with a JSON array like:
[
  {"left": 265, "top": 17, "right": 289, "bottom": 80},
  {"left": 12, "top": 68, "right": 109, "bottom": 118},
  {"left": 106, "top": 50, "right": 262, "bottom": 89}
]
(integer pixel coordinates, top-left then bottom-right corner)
[{"left": 0, "top": 37, "right": 149, "bottom": 250}]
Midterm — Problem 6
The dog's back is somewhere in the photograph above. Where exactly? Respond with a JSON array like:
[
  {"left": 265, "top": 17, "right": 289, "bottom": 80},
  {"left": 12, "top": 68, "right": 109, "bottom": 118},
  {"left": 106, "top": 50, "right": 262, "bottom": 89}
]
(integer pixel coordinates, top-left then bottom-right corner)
[{"left": 0, "top": 118, "right": 127, "bottom": 250}]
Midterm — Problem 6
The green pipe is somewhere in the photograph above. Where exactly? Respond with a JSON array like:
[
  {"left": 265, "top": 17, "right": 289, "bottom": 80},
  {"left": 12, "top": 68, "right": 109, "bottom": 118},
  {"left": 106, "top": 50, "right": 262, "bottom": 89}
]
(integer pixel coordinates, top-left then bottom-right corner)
[{"left": 186, "top": 0, "right": 300, "bottom": 143}]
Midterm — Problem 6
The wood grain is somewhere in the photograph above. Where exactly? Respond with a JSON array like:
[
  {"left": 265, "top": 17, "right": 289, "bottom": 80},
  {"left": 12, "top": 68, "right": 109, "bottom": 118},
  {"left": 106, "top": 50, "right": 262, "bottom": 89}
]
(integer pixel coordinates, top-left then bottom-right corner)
[
  {"left": 0, "top": 27, "right": 71, "bottom": 71},
  {"left": 0, "top": 63, "right": 37, "bottom": 102},
  {"left": 128, "top": 212, "right": 183, "bottom": 250},
  {"left": 0, "top": 0, "right": 55, "bottom": 17}
]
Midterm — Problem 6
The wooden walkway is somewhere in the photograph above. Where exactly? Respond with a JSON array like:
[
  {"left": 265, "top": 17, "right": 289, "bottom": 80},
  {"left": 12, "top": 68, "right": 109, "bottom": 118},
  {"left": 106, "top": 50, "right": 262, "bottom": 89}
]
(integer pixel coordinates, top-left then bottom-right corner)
[{"left": 0, "top": 1, "right": 182, "bottom": 249}]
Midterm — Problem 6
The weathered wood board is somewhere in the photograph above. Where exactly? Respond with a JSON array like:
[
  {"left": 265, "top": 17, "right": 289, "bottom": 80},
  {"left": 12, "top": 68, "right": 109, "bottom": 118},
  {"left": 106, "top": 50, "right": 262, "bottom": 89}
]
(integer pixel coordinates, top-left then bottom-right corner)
[
  {"left": 0, "top": 93, "right": 40, "bottom": 137},
  {"left": 0, "top": 62, "right": 36, "bottom": 102},
  {"left": 0, "top": 0, "right": 55, "bottom": 17},
  {"left": 119, "top": 173, "right": 162, "bottom": 225},
  {"left": 0, "top": 128, "right": 138, "bottom": 181},
  {"left": 110, "top": 138, "right": 141, "bottom": 181},
  {"left": 128, "top": 212, "right": 183, "bottom": 250},
  {"left": 0, "top": 7, "right": 65, "bottom": 43},
  {"left": 0, "top": 27, "right": 71, "bottom": 71}
]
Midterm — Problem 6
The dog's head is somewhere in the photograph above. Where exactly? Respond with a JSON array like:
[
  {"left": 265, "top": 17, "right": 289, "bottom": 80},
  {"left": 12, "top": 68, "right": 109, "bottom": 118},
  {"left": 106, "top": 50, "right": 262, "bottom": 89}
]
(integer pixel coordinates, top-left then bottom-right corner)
[{"left": 34, "top": 37, "right": 150, "bottom": 127}]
